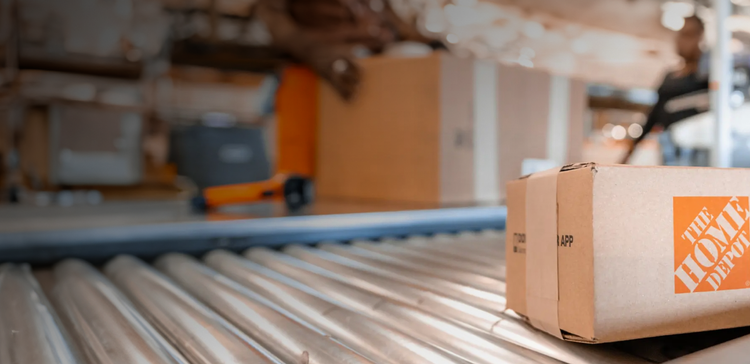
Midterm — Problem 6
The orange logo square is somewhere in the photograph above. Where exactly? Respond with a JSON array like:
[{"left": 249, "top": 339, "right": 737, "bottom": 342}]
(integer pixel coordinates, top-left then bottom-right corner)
[{"left": 674, "top": 196, "right": 750, "bottom": 293}]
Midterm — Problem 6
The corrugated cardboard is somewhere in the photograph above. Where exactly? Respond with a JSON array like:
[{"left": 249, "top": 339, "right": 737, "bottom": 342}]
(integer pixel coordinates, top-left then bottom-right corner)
[
  {"left": 317, "top": 54, "right": 588, "bottom": 204},
  {"left": 316, "top": 52, "right": 474, "bottom": 204},
  {"left": 506, "top": 163, "right": 750, "bottom": 343}
]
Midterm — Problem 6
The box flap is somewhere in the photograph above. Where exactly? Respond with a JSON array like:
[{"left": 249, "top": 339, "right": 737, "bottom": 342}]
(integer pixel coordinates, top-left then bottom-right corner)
[{"left": 525, "top": 167, "right": 563, "bottom": 338}]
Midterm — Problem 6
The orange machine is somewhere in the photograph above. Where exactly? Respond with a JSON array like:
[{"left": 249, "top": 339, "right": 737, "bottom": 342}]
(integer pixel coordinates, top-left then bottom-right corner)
[{"left": 193, "top": 66, "right": 318, "bottom": 211}]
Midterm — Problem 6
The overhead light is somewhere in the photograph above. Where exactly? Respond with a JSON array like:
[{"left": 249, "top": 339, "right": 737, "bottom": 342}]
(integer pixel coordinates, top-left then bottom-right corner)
[
  {"left": 628, "top": 124, "right": 644, "bottom": 139},
  {"left": 727, "top": 15, "right": 750, "bottom": 34},
  {"left": 661, "top": 1, "right": 694, "bottom": 31},
  {"left": 518, "top": 58, "right": 534, "bottom": 68},
  {"left": 602, "top": 123, "right": 615, "bottom": 138},
  {"left": 446, "top": 33, "right": 459, "bottom": 44},
  {"left": 523, "top": 21, "right": 545, "bottom": 39},
  {"left": 661, "top": 1, "right": 695, "bottom": 17},
  {"left": 611, "top": 125, "right": 627, "bottom": 140},
  {"left": 730, "top": 90, "right": 745, "bottom": 108},
  {"left": 661, "top": 12, "right": 685, "bottom": 31}
]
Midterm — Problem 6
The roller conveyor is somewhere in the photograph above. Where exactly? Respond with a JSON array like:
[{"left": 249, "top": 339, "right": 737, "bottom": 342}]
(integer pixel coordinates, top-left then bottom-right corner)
[
  {"left": 104, "top": 255, "right": 283, "bottom": 364},
  {"left": 203, "top": 250, "right": 468, "bottom": 364},
  {"left": 0, "top": 264, "right": 81, "bottom": 364},
  {"left": 400, "top": 239, "right": 504, "bottom": 272},
  {"left": 317, "top": 243, "right": 506, "bottom": 312},
  {"left": 352, "top": 241, "right": 506, "bottom": 293},
  {"left": 155, "top": 253, "right": 373, "bottom": 364},
  {"left": 253, "top": 246, "right": 642, "bottom": 364},
  {"left": 50, "top": 259, "right": 189, "bottom": 364},
  {"left": 2, "top": 205, "right": 750, "bottom": 364},
  {"left": 387, "top": 238, "right": 507, "bottom": 280}
]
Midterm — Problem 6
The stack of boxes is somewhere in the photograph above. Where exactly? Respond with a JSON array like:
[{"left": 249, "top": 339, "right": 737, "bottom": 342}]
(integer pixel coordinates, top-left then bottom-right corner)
[{"left": 315, "top": 51, "right": 588, "bottom": 205}]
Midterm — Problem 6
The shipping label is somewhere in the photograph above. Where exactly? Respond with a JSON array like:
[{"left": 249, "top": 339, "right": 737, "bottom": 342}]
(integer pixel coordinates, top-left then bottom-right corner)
[{"left": 674, "top": 196, "right": 750, "bottom": 293}]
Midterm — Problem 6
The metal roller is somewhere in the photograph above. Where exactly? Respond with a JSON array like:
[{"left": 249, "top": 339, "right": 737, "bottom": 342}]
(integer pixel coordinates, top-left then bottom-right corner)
[
  {"left": 433, "top": 240, "right": 506, "bottom": 262},
  {"left": 426, "top": 240, "right": 506, "bottom": 262},
  {"left": 154, "top": 253, "right": 374, "bottom": 364},
  {"left": 277, "top": 245, "right": 504, "bottom": 330},
  {"left": 292, "top": 244, "right": 505, "bottom": 313},
  {"left": 49, "top": 259, "right": 188, "bottom": 364},
  {"left": 445, "top": 230, "right": 504, "bottom": 240},
  {"left": 0, "top": 263, "right": 82, "bottom": 364},
  {"left": 243, "top": 248, "right": 451, "bottom": 320},
  {"left": 400, "top": 235, "right": 508, "bottom": 281},
  {"left": 104, "top": 255, "right": 282, "bottom": 364},
  {"left": 324, "top": 242, "right": 506, "bottom": 304},
  {"left": 445, "top": 231, "right": 506, "bottom": 248},
  {"left": 261, "top": 247, "right": 648, "bottom": 364},
  {"left": 355, "top": 240, "right": 505, "bottom": 291},
  {"left": 204, "top": 249, "right": 467, "bottom": 364},
  {"left": 371, "top": 240, "right": 506, "bottom": 281},
  {"left": 245, "top": 247, "right": 562, "bottom": 364},
  {"left": 395, "top": 235, "right": 506, "bottom": 264},
  {"left": 410, "top": 233, "right": 505, "bottom": 254},
  {"left": 401, "top": 237, "right": 504, "bottom": 268}
]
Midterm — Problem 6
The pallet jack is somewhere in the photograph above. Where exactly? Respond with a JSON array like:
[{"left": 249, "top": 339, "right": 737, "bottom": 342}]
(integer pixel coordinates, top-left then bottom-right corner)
[
  {"left": 192, "top": 173, "right": 313, "bottom": 211},
  {"left": 192, "top": 66, "right": 318, "bottom": 212}
]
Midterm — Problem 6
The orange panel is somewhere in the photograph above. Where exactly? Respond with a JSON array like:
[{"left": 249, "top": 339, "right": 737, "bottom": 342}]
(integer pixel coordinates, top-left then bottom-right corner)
[{"left": 275, "top": 66, "right": 318, "bottom": 177}]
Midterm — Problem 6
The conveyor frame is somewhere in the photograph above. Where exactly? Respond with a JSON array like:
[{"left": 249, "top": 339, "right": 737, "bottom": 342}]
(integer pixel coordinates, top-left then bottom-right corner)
[{"left": 0, "top": 206, "right": 507, "bottom": 264}]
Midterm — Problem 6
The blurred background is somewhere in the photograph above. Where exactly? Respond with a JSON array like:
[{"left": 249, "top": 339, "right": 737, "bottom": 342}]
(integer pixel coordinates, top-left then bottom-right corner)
[
  {"left": 6, "top": 3, "right": 750, "bottom": 362},
  {"left": 1, "top": 0, "right": 749, "bottom": 210}
]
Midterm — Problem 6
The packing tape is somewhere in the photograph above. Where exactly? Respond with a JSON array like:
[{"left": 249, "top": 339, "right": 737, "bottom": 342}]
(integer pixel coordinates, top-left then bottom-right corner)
[{"left": 525, "top": 167, "right": 563, "bottom": 339}]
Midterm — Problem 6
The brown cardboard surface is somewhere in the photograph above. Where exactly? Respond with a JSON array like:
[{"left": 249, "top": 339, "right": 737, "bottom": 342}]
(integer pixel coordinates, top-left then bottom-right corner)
[
  {"left": 507, "top": 163, "right": 750, "bottom": 343},
  {"left": 317, "top": 54, "right": 442, "bottom": 203},
  {"left": 506, "top": 178, "right": 527, "bottom": 315},
  {"left": 592, "top": 165, "right": 750, "bottom": 342},
  {"left": 317, "top": 52, "right": 475, "bottom": 204},
  {"left": 557, "top": 166, "right": 595, "bottom": 340},
  {"left": 525, "top": 168, "right": 562, "bottom": 338}
]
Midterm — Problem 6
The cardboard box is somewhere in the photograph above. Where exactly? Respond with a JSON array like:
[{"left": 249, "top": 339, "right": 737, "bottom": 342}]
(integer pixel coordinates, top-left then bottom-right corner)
[
  {"left": 506, "top": 163, "right": 750, "bottom": 343},
  {"left": 316, "top": 53, "right": 588, "bottom": 204},
  {"left": 317, "top": 52, "right": 475, "bottom": 204}
]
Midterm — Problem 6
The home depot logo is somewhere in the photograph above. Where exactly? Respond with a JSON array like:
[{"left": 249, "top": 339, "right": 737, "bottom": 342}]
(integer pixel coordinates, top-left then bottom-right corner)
[{"left": 674, "top": 197, "right": 750, "bottom": 293}]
